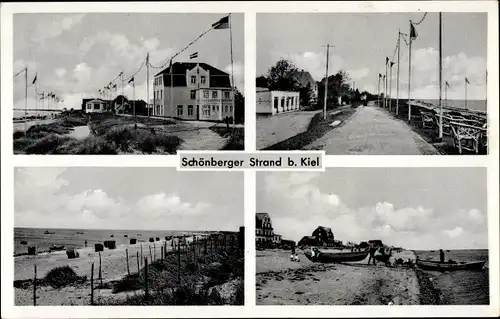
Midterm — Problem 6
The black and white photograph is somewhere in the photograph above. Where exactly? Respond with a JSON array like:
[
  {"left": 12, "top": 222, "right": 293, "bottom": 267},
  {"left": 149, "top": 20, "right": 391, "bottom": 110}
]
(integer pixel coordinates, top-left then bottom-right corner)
[
  {"left": 14, "top": 168, "right": 244, "bottom": 305},
  {"left": 256, "top": 13, "right": 488, "bottom": 154},
  {"left": 13, "top": 13, "right": 244, "bottom": 154},
  {"left": 256, "top": 168, "right": 489, "bottom": 305}
]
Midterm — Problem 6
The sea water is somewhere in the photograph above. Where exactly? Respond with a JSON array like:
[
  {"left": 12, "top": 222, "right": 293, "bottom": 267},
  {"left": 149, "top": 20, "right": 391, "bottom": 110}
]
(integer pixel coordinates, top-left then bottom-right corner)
[
  {"left": 414, "top": 249, "right": 489, "bottom": 305},
  {"left": 422, "top": 99, "right": 487, "bottom": 113}
]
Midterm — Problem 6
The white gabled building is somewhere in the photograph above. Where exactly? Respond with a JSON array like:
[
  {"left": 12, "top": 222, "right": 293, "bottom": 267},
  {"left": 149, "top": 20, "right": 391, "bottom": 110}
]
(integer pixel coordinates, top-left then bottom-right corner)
[
  {"left": 256, "top": 87, "right": 300, "bottom": 115},
  {"left": 85, "top": 99, "right": 106, "bottom": 114}
]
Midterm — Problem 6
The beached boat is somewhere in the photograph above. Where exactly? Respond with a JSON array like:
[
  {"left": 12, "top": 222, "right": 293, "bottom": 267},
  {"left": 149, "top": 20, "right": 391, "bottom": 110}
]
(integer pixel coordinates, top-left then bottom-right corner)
[
  {"left": 44, "top": 230, "right": 55, "bottom": 235},
  {"left": 304, "top": 250, "right": 369, "bottom": 263},
  {"left": 416, "top": 259, "right": 485, "bottom": 271},
  {"left": 49, "top": 244, "right": 65, "bottom": 251}
]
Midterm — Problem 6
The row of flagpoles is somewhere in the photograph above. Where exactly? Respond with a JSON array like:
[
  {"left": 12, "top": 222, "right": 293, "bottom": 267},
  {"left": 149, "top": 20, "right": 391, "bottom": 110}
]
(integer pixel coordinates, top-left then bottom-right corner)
[
  {"left": 14, "top": 14, "right": 234, "bottom": 132},
  {"left": 377, "top": 12, "right": 488, "bottom": 139}
]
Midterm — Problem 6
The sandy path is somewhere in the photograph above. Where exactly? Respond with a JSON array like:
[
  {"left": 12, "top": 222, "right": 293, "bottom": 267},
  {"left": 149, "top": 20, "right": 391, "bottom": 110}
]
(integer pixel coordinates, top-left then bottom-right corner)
[
  {"left": 256, "top": 249, "right": 420, "bottom": 305},
  {"left": 304, "top": 105, "right": 439, "bottom": 155}
]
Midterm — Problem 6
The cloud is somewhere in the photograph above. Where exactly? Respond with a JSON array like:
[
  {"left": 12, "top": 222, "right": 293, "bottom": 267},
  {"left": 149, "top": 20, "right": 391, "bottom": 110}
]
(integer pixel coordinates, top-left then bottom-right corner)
[
  {"left": 259, "top": 172, "right": 488, "bottom": 250},
  {"left": 223, "top": 60, "right": 245, "bottom": 94},
  {"left": 32, "top": 14, "right": 86, "bottom": 43},
  {"left": 14, "top": 168, "right": 228, "bottom": 231}
]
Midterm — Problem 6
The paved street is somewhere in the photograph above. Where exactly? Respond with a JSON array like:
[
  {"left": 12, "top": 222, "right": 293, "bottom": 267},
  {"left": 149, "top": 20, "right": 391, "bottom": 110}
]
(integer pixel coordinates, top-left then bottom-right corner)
[{"left": 304, "top": 104, "right": 439, "bottom": 155}]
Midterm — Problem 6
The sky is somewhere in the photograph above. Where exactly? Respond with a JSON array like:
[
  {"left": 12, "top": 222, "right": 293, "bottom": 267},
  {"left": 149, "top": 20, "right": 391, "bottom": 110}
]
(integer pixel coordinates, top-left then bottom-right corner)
[
  {"left": 15, "top": 168, "right": 243, "bottom": 231},
  {"left": 257, "top": 12, "right": 487, "bottom": 100},
  {"left": 13, "top": 13, "right": 244, "bottom": 111},
  {"left": 257, "top": 168, "right": 487, "bottom": 250}
]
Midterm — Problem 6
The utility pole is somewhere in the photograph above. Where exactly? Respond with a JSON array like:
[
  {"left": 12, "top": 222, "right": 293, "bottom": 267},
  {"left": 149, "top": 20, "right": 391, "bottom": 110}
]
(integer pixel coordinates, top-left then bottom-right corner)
[
  {"left": 24, "top": 67, "right": 28, "bottom": 133},
  {"left": 146, "top": 53, "right": 150, "bottom": 117},
  {"left": 322, "top": 44, "right": 333, "bottom": 120},
  {"left": 438, "top": 12, "right": 443, "bottom": 140},
  {"left": 408, "top": 20, "right": 413, "bottom": 123},
  {"left": 396, "top": 30, "right": 401, "bottom": 116},
  {"left": 389, "top": 62, "right": 394, "bottom": 112},
  {"left": 385, "top": 58, "right": 388, "bottom": 108},
  {"left": 377, "top": 75, "right": 381, "bottom": 107}
]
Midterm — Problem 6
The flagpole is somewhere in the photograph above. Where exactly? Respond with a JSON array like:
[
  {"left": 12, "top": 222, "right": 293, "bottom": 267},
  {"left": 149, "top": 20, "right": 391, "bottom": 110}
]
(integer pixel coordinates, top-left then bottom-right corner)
[
  {"left": 485, "top": 71, "right": 487, "bottom": 110},
  {"left": 170, "top": 60, "right": 174, "bottom": 119},
  {"left": 396, "top": 30, "right": 401, "bottom": 116},
  {"left": 389, "top": 63, "right": 393, "bottom": 112},
  {"left": 24, "top": 67, "right": 28, "bottom": 133},
  {"left": 377, "top": 75, "right": 380, "bottom": 107},
  {"left": 229, "top": 13, "right": 235, "bottom": 127},
  {"left": 384, "top": 59, "right": 388, "bottom": 108},
  {"left": 408, "top": 20, "right": 413, "bottom": 123},
  {"left": 133, "top": 79, "right": 136, "bottom": 118},
  {"left": 438, "top": 12, "right": 443, "bottom": 140},
  {"left": 465, "top": 78, "right": 468, "bottom": 110},
  {"left": 445, "top": 83, "right": 448, "bottom": 105},
  {"left": 147, "top": 52, "right": 150, "bottom": 117}
]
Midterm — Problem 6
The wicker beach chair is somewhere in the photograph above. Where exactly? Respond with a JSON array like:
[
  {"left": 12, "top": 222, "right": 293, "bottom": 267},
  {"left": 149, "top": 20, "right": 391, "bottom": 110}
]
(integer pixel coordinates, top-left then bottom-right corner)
[
  {"left": 450, "top": 121, "right": 486, "bottom": 154},
  {"left": 420, "top": 110, "right": 436, "bottom": 129}
]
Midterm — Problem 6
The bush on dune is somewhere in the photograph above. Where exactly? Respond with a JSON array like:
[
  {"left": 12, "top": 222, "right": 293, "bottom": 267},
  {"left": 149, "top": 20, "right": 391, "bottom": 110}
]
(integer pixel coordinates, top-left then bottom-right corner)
[
  {"left": 24, "top": 134, "right": 74, "bottom": 154},
  {"left": 64, "top": 136, "right": 118, "bottom": 154},
  {"left": 44, "top": 266, "right": 86, "bottom": 288}
]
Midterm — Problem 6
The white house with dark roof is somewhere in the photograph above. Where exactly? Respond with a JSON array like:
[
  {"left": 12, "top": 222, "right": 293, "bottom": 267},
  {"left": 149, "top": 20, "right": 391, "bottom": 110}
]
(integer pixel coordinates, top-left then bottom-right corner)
[
  {"left": 256, "top": 87, "right": 300, "bottom": 115},
  {"left": 153, "top": 62, "right": 234, "bottom": 121}
]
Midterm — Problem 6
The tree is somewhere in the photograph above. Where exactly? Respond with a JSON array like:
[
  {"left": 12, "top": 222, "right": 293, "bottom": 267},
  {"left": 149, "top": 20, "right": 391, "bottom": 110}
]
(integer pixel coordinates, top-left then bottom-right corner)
[
  {"left": 317, "top": 70, "right": 351, "bottom": 107},
  {"left": 256, "top": 76, "right": 268, "bottom": 88},
  {"left": 266, "top": 59, "right": 300, "bottom": 91},
  {"left": 299, "top": 82, "right": 314, "bottom": 107},
  {"left": 234, "top": 88, "right": 244, "bottom": 124}
]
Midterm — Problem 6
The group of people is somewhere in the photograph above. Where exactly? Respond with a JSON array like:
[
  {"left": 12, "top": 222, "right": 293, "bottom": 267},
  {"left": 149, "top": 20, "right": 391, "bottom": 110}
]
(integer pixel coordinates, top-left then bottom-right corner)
[
  {"left": 367, "top": 244, "right": 392, "bottom": 266},
  {"left": 289, "top": 246, "right": 300, "bottom": 262}
]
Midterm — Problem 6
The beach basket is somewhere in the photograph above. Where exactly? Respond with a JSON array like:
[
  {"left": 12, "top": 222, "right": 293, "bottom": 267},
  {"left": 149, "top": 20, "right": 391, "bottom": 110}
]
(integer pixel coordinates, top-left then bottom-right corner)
[
  {"left": 149, "top": 237, "right": 154, "bottom": 242},
  {"left": 155, "top": 237, "right": 160, "bottom": 241},
  {"left": 95, "top": 243, "right": 104, "bottom": 252},
  {"left": 27, "top": 245, "right": 37, "bottom": 255},
  {"left": 129, "top": 238, "right": 137, "bottom": 245},
  {"left": 66, "top": 248, "right": 80, "bottom": 259},
  {"left": 104, "top": 240, "right": 116, "bottom": 249}
]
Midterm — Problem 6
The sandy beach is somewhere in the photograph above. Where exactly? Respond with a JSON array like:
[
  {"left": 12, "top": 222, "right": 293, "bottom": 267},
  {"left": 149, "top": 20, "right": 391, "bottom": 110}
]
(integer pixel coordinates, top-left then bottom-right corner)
[
  {"left": 256, "top": 249, "right": 420, "bottom": 305},
  {"left": 14, "top": 236, "right": 202, "bottom": 305}
]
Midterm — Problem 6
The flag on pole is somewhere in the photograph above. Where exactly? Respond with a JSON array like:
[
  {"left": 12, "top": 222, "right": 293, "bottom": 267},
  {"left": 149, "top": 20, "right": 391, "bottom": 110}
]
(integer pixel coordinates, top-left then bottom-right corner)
[
  {"left": 379, "top": 73, "right": 382, "bottom": 78},
  {"left": 113, "top": 84, "right": 117, "bottom": 89},
  {"left": 445, "top": 81, "right": 450, "bottom": 88},
  {"left": 128, "top": 77, "right": 134, "bottom": 84},
  {"left": 410, "top": 22, "right": 418, "bottom": 40},
  {"left": 212, "top": 15, "right": 229, "bottom": 29},
  {"left": 386, "top": 57, "right": 389, "bottom": 65},
  {"left": 32, "top": 73, "right": 37, "bottom": 85},
  {"left": 465, "top": 77, "right": 470, "bottom": 84},
  {"left": 189, "top": 52, "right": 199, "bottom": 59}
]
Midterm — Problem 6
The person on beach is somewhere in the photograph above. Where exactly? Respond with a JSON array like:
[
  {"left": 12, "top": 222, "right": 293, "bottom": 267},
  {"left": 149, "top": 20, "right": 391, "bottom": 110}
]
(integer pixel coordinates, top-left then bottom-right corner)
[
  {"left": 439, "top": 249, "right": 445, "bottom": 263},
  {"left": 367, "top": 244, "right": 377, "bottom": 265},
  {"left": 84, "top": 240, "right": 87, "bottom": 247}
]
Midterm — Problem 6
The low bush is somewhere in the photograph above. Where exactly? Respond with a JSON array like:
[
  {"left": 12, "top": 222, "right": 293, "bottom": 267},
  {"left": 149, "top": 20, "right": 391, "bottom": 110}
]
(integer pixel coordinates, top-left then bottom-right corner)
[
  {"left": 44, "top": 266, "right": 86, "bottom": 288},
  {"left": 65, "top": 136, "right": 118, "bottom": 154},
  {"left": 24, "top": 134, "right": 73, "bottom": 154}
]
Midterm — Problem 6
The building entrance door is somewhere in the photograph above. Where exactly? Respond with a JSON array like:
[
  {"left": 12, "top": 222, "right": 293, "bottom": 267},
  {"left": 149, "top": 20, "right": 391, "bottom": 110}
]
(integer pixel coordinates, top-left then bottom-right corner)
[{"left": 196, "top": 105, "right": 200, "bottom": 120}]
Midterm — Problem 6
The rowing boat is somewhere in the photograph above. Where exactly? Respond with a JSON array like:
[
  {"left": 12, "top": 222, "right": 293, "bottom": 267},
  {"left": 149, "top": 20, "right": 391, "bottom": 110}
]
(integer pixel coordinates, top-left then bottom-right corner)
[
  {"left": 416, "top": 259, "right": 485, "bottom": 271},
  {"left": 304, "top": 250, "right": 369, "bottom": 263}
]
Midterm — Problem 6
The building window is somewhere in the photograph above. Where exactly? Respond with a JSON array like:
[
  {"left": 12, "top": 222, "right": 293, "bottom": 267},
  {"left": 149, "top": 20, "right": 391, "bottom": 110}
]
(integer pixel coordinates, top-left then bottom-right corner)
[
  {"left": 160, "top": 90, "right": 162, "bottom": 100},
  {"left": 190, "top": 76, "right": 196, "bottom": 84},
  {"left": 230, "top": 105, "right": 233, "bottom": 113},
  {"left": 212, "top": 105, "right": 216, "bottom": 111},
  {"left": 94, "top": 103, "right": 100, "bottom": 110},
  {"left": 212, "top": 91, "right": 218, "bottom": 99},
  {"left": 177, "top": 105, "right": 183, "bottom": 117},
  {"left": 225, "top": 105, "right": 228, "bottom": 113},
  {"left": 224, "top": 91, "right": 230, "bottom": 99},
  {"left": 203, "top": 90, "right": 209, "bottom": 98},
  {"left": 202, "top": 105, "right": 210, "bottom": 116},
  {"left": 188, "top": 105, "right": 194, "bottom": 116},
  {"left": 87, "top": 104, "right": 91, "bottom": 109},
  {"left": 217, "top": 105, "right": 220, "bottom": 111},
  {"left": 201, "top": 76, "right": 206, "bottom": 84},
  {"left": 191, "top": 90, "right": 196, "bottom": 100}
]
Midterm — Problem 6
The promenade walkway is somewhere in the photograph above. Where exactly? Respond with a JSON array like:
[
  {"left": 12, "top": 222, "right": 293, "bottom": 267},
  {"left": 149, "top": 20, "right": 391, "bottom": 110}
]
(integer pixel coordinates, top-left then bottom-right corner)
[{"left": 304, "top": 104, "right": 440, "bottom": 155}]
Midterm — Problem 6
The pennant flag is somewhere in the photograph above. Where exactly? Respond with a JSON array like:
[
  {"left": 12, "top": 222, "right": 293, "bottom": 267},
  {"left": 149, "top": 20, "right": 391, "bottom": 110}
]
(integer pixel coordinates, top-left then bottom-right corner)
[
  {"left": 128, "top": 77, "right": 134, "bottom": 84},
  {"left": 445, "top": 81, "right": 450, "bottom": 88},
  {"left": 379, "top": 73, "right": 382, "bottom": 78},
  {"left": 113, "top": 84, "right": 117, "bottom": 89},
  {"left": 390, "top": 62, "right": 395, "bottom": 67},
  {"left": 189, "top": 52, "right": 199, "bottom": 59},
  {"left": 465, "top": 77, "right": 470, "bottom": 84},
  {"left": 410, "top": 22, "right": 418, "bottom": 40},
  {"left": 212, "top": 15, "right": 229, "bottom": 29},
  {"left": 32, "top": 73, "right": 37, "bottom": 85},
  {"left": 385, "top": 57, "right": 389, "bottom": 65}
]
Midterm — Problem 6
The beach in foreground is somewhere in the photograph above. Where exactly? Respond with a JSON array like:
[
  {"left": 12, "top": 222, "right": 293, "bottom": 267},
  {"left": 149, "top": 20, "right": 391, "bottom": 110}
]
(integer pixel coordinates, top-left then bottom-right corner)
[{"left": 256, "top": 249, "right": 420, "bottom": 305}]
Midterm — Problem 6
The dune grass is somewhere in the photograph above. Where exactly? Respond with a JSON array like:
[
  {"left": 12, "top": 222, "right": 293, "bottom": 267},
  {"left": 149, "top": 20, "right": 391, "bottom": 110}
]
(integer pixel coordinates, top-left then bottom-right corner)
[{"left": 210, "top": 126, "right": 245, "bottom": 150}]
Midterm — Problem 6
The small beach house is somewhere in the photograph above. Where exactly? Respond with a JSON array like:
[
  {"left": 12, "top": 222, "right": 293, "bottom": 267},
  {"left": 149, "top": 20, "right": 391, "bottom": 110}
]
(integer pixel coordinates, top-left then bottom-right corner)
[
  {"left": 256, "top": 87, "right": 300, "bottom": 115},
  {"left": 85, "top": 99, "right": 106, "bottom": 114}
]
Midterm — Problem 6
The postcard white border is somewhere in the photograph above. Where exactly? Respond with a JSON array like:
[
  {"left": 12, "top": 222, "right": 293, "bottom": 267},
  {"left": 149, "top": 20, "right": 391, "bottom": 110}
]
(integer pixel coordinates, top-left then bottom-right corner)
[{"left": 1, "top": 1, "right": 499, "bottom": 318}]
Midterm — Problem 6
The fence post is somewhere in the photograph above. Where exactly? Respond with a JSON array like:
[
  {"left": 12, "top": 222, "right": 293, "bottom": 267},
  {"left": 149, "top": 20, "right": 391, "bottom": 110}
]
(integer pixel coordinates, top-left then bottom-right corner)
[
  {"left": 140, "top": 244, "right": 143, "bottom": 266},
  {"left": 177, "top": 242, "right": 181, "bottom": 285},
  {"left": 161, "top": 245, "right": 164, "bottom": 262},
  {"left": 126, "top": 248, "right": 130, "bottom": 275},
  {"left": 149, "top": 245, "right": 152, "bottom": 262},
  {"left": 144, "top": 258, "right": 149, "bottom": 300},
  {"left": 136, "top": 251, "right": 140, "bottom": 273},
  {"left": 33, "top": 264, "right": 37, "bottom": 306},
  {"left": 153, "top": 243, "right": 156, "bottom": 262},
  {"left": 90, "top": 262, "right": 94, "bottom": 305},
  {"left": 99, "top": 251, "right": 103, "bottom": 288}
]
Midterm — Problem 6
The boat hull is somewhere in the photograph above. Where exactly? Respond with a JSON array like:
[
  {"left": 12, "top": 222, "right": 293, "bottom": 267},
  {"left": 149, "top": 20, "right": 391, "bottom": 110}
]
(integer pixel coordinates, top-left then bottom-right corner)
[
  {"left": 305, "top": 250, "right": 369, "bottom": 263},
  {"left": 416, "top": 259, "right": 485, "bottom": 271}
]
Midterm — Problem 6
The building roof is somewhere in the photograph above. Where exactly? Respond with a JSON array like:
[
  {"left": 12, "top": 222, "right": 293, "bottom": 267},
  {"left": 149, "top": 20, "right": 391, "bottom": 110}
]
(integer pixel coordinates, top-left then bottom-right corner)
[
  {"left": 292, "top": 70, "right": 316, "bottom": 88},
  {"left": 256, "top": 213, "right": 270, "bottom": 220},
  {"left": 256, "top": 87, "right": 270, "bottom": 92},
  {"left": 154, "top": 62, "right": 231, "bottom": 88}
]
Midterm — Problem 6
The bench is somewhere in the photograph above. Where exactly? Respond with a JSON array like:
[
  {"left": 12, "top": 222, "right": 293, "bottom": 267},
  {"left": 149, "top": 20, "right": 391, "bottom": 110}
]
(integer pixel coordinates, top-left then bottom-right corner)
[{"left": 450, "top": 121, "right": 487, "bottom": 154}]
